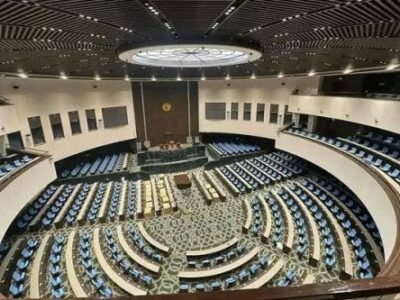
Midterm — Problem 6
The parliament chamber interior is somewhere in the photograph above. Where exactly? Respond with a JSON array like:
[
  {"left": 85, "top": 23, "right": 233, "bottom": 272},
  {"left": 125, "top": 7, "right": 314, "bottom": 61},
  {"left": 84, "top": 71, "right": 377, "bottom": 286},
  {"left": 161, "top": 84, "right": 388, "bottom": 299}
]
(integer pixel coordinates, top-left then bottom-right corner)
[{"left": 0, "top": 1, "right": 399, "bottom": 299}]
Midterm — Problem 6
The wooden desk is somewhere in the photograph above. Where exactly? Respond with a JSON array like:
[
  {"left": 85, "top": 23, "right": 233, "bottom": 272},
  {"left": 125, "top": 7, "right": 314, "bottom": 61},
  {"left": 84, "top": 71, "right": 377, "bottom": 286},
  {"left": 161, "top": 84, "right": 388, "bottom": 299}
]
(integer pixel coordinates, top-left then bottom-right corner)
[
  {"left": 257, "top": 195, "right": 272, "bottom": 242},
  {"left": 138, "top": 222, "right": 170, "bottom": 254},
  {"left": 151, "top": 178, "right": 161, "bottom": 216},
  {"left": 30, "top": 234, "right": 51, "bottom": 298},
  {"left": 116, "top": 225, "right": 160, "bottom": 274},
  {"left": 271, "top": 190, "right": 295, "bottom": 254},
  {"left": 204, "top": 170, "right": 227, "bottom": 200},
  {"left": 296, "top": 182, "right": 353, "bottom": 279},
  {"left": 122, "top": 153, "right": 129, "bottom": 170},
  {"left": 215, "top": 168, "right": 240, "bottom": 196},
  {"left": 178, "top": 247, "right": 260, "bottom": 279},
  {"left": 193, "top": 173, "right": 213, "bottom": 204},
  {"left": 284, "top": 187, "right": 321, "bottom": 267},
  {"left": 186, "top": 237, "right": 239, "bottom": 257},
  {"left": 136, "top": 180, "right": 143, "bottom": 218},
  {"left": 77, "top": 183, "right": 98, "bottom": 225},
  {"left": 93, "top": 228, "right": 148, "bottom": 296},
  {"left": 242, "top": 198, "right": 253, "bottom": 234},
  {"left": 118, "top": 179, "right": 128, "bottom": 221},
  {"left": 65, "top": 230, "right": 87, "bottom": 298},
  {"left": 238, "top": 258, "right": 284, "bottom": 290}
]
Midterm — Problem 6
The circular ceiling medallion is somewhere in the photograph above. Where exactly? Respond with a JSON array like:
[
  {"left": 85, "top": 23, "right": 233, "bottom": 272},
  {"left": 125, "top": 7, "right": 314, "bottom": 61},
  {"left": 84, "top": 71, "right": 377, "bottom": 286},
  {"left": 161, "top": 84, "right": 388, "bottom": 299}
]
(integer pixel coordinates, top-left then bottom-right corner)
[{"left": 119, "top": 44, "right": 262, "bottom": 68}]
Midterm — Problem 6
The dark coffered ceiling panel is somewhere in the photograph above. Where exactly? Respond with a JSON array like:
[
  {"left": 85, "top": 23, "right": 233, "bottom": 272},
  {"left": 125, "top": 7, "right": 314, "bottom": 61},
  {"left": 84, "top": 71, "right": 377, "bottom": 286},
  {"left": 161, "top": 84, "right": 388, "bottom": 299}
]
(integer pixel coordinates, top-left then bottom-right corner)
[{"left": 0, "top": 0, "right": 398, "bottom": 79}]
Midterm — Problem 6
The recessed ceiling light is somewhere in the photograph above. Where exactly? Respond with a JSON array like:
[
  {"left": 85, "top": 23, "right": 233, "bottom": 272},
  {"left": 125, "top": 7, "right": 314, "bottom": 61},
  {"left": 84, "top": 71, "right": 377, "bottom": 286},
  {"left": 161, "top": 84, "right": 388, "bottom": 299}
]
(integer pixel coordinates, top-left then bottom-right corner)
[
  {"left": 201, "top": 74, "right": 206, "bottom": 81},
  {"left": 18, "top": 72, "right": 28, "bottom": 79},
  {"left": 386, "top": 63, "right": 398, "bottom": 70},
  {"left": 124, "top": 75, "right": 130, "bottom": 81},
  {"left": 94, "top": 75, "right": 101, "bottom": 80},
  {"left": 277, "top": 72, "right": 284, "bottom": 78},
  {"left": 225, "top": 73, "right": 231, "bottom": 80},
  {"left": 176, "top": 74, "right": 182, "bottom": 81},
  {"left": 251, "top": 72, "right": 256, "bottom": 79},
  {"left": 60, "top": 73, "right": 68, "bottom": 80},
  {"left": 343, "top": 67, "right": 352, "bottom": 74},
  {"left": 151, "top": 75, "right": 156, "bottom": 81},
  {"left": 308, "top": 70, "right": 316, "bottom": 76}
]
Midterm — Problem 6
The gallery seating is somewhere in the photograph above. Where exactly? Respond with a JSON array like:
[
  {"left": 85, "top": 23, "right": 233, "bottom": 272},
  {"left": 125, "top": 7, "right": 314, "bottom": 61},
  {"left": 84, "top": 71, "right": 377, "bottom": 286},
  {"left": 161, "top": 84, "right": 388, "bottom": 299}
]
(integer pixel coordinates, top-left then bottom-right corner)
[
  {"left": 0, "top": 154, "right": 34, "bottom": 181},
  {"left": 208, "top": 142, "right": 261, "bottom": 157}
]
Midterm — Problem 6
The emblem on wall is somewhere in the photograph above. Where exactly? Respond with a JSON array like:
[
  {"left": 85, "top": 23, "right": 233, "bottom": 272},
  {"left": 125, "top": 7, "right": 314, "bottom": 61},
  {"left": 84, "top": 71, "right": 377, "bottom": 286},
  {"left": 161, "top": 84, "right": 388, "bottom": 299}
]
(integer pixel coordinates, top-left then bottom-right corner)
[{"left": 162, "top": 102, "right": 172, "bottom": 112}]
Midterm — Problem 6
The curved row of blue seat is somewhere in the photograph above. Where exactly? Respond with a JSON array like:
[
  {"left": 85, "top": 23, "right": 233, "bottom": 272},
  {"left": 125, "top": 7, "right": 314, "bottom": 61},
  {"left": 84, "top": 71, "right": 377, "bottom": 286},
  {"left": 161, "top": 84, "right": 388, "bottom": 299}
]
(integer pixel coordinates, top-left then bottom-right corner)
[
  {"left": 276, "top": 191, "right": 308, "bottom": 257},
  {"left": 126, "top": 181, "right": 137, "bottom": 218},
  {"left": 211, "top": 142, "right": 261, "bottom": 157},
  {"left": 127, "top": 225, "right": 163, "bottom": 264},
  {"left": 9, "top": 237, "right": 38, "bottom": 298},
  {"left": 276, "top": 269, "right": 297, "bottom": 287},
  {"left": 220, "top": 167, "right": 246, "bottom": 193},
  {"left": 187, "top": 243, "right": 246, "bottom": 269},
  {"left": 264, "top": 196, "right": 284, "bottom": 246},
  {"left": 65, "top": 184, "right": 91, "bottom": 225},
  {"left": 180, "top": 254, "right": 268, "bottom": 292},
  {"left": 16, "top": 185, "right": 57, "bottom": 230},
  {"left": 312, "top": 175, "right": 381, "bottom": 248},
  {"left": 266, "top": 153, "right": 304, "bottom": 174},
  {"left": 300, "top": 180, "right": 373, "bottom": 279},
  {"left": 259, "top": 156, "right": 293, "bottom": 177},
  {"left": 230, "top": 164, "right": 260, "bottom": 189},
  {"left": 239, "top": 161, "right": 271, "bottom": 185},
  {"left": 358, "top": 131, "right": 400, "bottom": 158},
  {"left": 289, "top": 185, "right": 338, "bottom": 269},
  {"left": 107, "top": 182, "right": 122, "bottom": 221},
  {"left": 249, "top": 197, "right": 263, "bottom": 236},
  {"left": 61, "top": 153, "right": 125, "bottom": 179},
  {"left": 248, "top": 158, "right": 283, "bottom": 181},
  {"left": 0, "top": 155, "right": 32, "bottom": 179},
  {"left": 79, "top": 230, "right": 113, "bottom": 297},
  {"left": 103, "top": 228, "right": 153, "bottom": 288},
  {"left": 41, "top": 185, "right": 74, "bottom": 228},
  {"left": 48, "top": 234, "right": 66, "bottom": 298},
  {"left": 86, "top": 183, "right": 107, "bottom": 222}
]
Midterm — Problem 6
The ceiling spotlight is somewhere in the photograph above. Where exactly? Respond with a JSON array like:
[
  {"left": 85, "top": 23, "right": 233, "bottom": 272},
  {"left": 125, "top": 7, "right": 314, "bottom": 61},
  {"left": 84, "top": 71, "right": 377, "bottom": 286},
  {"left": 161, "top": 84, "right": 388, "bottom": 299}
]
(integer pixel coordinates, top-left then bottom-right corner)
[
  {"left": 277, "top": 72, "right": 284, "bottom": 78},
  {"left": 308, "top": 70, "right": 316, "bottom": 77},
  {"left": 201, "top": 74, "right": 206, "bottom": 81},
  {"left": 124, "top": 75, "right": 130, "bottom": 81},
  {"left": 60, "top": 73, "right": 68, "bottom": 80},
  {"left": 94, "top": 75, "right": 101, "bottom": 81},
  {"left": 176, "top": 74, "right": 182, "bottom": 81},
  {"left": 18, "top": 72, "right": 28, "bottom": 79},
  {"left": 251, "top": 72, "right": 256, "bottom": 79},
  {"left": 151, "top": 75, "right": 156, "bottom": 81},
  {"left": 386, "top": 63, "right": 399, "bottom": 70},
  {"left": 225, "top": 73, "right": 231, "bottom": 80}
]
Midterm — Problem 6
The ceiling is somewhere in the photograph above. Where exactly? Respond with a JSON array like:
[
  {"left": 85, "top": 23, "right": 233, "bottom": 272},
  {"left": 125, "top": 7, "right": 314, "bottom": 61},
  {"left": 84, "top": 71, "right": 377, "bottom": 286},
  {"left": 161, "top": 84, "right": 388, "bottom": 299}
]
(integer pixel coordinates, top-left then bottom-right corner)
[{"left": 0, "top": 0, "right": 399, "bottom": 80}]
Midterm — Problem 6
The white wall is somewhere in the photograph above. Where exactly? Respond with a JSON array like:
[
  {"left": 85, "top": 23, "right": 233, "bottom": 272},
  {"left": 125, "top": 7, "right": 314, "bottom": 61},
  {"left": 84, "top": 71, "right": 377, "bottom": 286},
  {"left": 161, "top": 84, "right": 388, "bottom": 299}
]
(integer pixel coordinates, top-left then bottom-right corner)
[
  {"left": 289, "top": 95, "right": 400, "bottom": 134},
  {"left": 0, "top": 78, "right": 137, "bottom": 161},
  {"left": 0, "top": 157, "right": 56, "bottom": 242},
  {"left": 198, "top": 77, "right": 319, "bottom": 139},
  {"left": 276, "top": 132, "right": 397, "bottom": 261},
  {"left": 0, "top": 105, "right": 20, "bottom": 135}
]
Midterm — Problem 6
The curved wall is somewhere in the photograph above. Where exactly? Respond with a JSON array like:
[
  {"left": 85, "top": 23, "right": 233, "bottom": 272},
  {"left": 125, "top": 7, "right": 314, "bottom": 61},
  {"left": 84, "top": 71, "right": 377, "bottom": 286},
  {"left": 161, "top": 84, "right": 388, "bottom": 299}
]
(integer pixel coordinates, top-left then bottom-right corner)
[
  {"left": 198, "top": 77, "right": 319, "bottom": 140},
  {"left": 0, "top": 78, "right": 137, "bottom": 162},
  {"left": 289, "top": 95, "right": 400, "bottom": 134},
  {"left": 0, "top": 157, "right": 57, "bottom": 242},
  {"left": 275, "top": 132, "right": 397, "bottom": 261}
]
